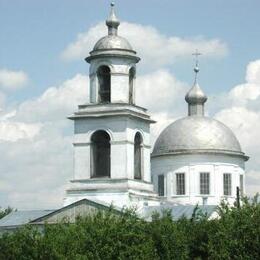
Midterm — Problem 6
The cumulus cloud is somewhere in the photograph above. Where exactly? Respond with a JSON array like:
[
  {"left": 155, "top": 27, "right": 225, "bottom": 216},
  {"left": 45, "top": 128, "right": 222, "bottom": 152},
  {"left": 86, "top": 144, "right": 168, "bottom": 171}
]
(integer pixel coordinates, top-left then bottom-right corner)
[
  {"left": 15, "top": 74, "right": 88, "bottom": 123},
  {"left": 61, "top": 22, "right": 228, "bottom": 68},
  {"left": 0, "top": 69, "right": 29, "bottom": 90},
  {"left": 214, "top": 59, "right": 260, "bottom": 196},
  {"left": 136, "top": 70, "right": 189, "bottom": 144},
  {"left": 0, "top": 74, "right": 88, "bottom": 209},
  {"left": 0, "top": 120, "right": 42, "bottom": 142}
]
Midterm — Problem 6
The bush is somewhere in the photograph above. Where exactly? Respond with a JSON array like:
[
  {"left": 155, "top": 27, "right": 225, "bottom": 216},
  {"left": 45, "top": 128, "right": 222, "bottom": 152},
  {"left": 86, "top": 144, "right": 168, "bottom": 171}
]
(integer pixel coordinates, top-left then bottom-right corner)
[{"left": 0, "top": 197, "right": 259, "bottom": 259}]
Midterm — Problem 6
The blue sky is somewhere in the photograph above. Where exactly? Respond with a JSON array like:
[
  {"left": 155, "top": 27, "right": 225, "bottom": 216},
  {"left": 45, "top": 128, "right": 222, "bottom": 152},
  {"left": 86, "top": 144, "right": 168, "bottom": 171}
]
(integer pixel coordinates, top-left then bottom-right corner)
[
  {"left": 0, "top": 0, "right": 260, "bottom": 209},
  {"left": 1, "top": 0, "right": 260, "bottom": 102}
]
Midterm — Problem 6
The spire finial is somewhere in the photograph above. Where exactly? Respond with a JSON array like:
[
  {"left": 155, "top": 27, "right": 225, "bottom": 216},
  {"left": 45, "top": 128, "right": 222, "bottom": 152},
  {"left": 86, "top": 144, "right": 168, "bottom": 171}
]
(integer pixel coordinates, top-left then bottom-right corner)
[
  {"left": 185, "top": 50, "right": 207, "bottom": 116},
  {"left": 192, "top": 49, "right": 202, "bottom": 84},
  {"left": 106, "top": 2, "right": 120, "bottom": 36}
]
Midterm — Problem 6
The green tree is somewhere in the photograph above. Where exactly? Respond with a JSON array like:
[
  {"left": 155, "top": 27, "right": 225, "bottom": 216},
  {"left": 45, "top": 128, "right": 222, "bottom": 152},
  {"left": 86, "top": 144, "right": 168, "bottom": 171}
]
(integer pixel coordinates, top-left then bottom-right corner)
[
  {"left": 0, "top": 196, "right": 259, "bottom": 259},
  {"left": 0, "top": 207, "right": 13, "bottom": 219}
]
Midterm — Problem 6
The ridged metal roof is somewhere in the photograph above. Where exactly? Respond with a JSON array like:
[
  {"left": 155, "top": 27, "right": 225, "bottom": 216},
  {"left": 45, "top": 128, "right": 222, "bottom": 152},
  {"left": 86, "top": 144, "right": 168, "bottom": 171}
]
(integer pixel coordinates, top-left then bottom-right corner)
[{"left": 0, "top": 210, "right": 54, "bottom": 228}]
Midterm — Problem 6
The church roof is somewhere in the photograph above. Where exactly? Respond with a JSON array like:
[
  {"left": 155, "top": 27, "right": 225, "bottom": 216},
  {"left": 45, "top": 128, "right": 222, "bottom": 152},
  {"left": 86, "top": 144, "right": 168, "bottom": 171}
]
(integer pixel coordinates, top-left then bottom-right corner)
[
  {"left": 153, "top": 56, "right": 248, "bottom": 160},
  {"left": 152, "top": 116, "right": 247, "bottom": 159},
  {"left": 93, "top": 35, "right": 133, "bottom": 52},
  {"left": 0, "top": 210, "right": 54, "bottom": 229},
  {"left": 141, "top": 204, "right": 218, "bottom": 221},
  {"left": 0, "top": 199, "right": 218, "bottom": 232},
  {"left": 86, "top": 2, "right": 139, "bottom": 63},
  {"left": 0, "top": 199, "right": 121, "bottom": 231}
]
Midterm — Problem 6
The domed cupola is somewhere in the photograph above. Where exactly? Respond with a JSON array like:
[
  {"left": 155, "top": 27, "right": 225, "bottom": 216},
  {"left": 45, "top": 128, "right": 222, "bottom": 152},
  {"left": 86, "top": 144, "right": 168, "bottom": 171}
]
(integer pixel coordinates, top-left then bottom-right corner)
[
  {"left": 152, "top": 53, "right": 248, "bottom": 160},
  {"left": 86, "top": 2, "right": 139, "bottom": 63}
]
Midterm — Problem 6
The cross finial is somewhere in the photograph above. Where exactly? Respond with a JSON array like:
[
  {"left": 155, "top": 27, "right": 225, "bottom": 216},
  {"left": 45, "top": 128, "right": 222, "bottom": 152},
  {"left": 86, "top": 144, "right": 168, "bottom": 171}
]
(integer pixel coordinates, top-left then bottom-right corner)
[{"left": 192, "top": 49, "right": 202, "bottom": 83}]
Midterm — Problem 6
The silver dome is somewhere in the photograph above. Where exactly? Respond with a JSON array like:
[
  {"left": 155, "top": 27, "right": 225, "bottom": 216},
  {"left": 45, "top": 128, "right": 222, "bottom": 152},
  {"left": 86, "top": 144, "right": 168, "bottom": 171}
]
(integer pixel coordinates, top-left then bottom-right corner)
[
  {"left": 93, "top": 35, "right": 133, "bottom": 51},
  {"left": 185, "top": 83, "right": 207, "bottom": 105},
  {"left": 153, "top": 116, "right": 247, "bottom": 159},
  {"left": 86, "top": 3, "right": 139, "bottom": 63}
]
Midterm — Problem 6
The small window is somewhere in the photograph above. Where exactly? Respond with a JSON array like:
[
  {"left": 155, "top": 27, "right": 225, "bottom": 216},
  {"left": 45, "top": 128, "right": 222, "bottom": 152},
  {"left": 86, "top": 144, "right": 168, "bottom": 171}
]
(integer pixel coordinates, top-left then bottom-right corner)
[
  {"left": 134, "top": 132, "right": 143, "bottom": 180},
  {"left": 97, "top": 66, "right": 111, "bottom": 103},
  {"left": 176, "top": 173, "right": 185, "bottom": 195},
  {"left": 129, "top": 67, "right": 135, "bottom": 104},
  {"left": 158, "top": 175, "right": 165, "bottom": 196},
  {"left": 223, "top": 173, "right": 232, "bottom": 196},
  {"left": 200, "top": 172, "right": 210, "bottom": 195},
  {"left": 240, "top": 175, "right": 244, "bottom": 196}
]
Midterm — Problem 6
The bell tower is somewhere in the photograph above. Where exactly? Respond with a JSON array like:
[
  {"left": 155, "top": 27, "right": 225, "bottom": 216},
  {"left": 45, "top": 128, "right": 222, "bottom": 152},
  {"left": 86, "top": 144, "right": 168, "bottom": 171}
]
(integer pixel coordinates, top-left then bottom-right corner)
[
  {"left": 87, "top": 2, "right": 139, "bottom": 105},
  {"left": 64, "top": 3, "right": 158, "bottom": 208}
]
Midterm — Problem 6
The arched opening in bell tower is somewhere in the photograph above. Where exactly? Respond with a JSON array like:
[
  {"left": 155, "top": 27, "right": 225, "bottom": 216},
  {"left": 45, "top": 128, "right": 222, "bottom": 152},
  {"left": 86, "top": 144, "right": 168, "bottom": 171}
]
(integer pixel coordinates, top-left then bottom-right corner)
[
  {"left": 97, "top": 66, "right": 111, "bottom": 103},
  {"left": 91, "top": 130, "right": 111, "bottom": 178},
  {"left": 134, "top": 132, "right": 143, "bottom": 180},
  {"left": 129, "top": 67, "right": 135, "bottom": 104}
]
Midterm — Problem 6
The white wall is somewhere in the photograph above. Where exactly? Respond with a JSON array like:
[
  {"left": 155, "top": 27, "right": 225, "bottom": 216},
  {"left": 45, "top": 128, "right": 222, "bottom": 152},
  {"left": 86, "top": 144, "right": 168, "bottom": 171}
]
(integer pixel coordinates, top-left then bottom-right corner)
[
  {"left": 151, "top": 153, "right": 245, "bottom": 205},
  {"left": 73, "top": 116, "right": 151, "bottom": 181},
  {"left": 89, "top": 57, "right": 136, "bottom": 104}
]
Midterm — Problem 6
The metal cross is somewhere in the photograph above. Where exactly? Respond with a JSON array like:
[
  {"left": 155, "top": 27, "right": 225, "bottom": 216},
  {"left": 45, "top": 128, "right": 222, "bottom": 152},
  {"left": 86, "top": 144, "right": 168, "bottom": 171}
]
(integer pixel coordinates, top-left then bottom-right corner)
[{"left": 192, "top": 49, "right": 202, "bottom": 67}]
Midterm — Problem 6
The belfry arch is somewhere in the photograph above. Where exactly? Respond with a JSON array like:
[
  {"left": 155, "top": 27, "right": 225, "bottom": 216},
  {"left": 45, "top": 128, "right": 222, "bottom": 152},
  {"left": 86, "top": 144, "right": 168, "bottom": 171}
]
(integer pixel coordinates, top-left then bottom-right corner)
[
  {"left": 97, "top": 65, "right": 111, "bottom": 103},
  {"left": 134, "top": 132, "right": 143, "bottom": 180},
  {"left": 91, "top": 130, "right": 111, "bottom": 178}
]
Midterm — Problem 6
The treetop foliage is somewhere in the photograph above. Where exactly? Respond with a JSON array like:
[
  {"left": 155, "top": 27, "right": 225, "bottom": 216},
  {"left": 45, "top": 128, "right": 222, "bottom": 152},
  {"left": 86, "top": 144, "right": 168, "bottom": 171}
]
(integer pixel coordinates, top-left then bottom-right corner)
[
  {"left": 0, "top": 195, "right": 259, "bottom": 260},
  {"left": 0, "top": 207, "right": 13, "bottom": 220}
]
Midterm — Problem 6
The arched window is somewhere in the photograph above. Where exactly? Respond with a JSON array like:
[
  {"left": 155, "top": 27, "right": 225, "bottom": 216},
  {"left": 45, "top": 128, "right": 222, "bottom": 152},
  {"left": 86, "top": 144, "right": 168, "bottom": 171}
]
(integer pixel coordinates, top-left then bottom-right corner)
[
  {"left": 129, "top": 67, "right": 135, "bottom": 104},
  {"left": 97, "top": 66, "right": 111, "bottom": 103},
  {"left": 134, "top": 132, "right": 143, "bottom": 179},
  {"left": 91, "top": 130, "right": 110, "bottom": 178}
]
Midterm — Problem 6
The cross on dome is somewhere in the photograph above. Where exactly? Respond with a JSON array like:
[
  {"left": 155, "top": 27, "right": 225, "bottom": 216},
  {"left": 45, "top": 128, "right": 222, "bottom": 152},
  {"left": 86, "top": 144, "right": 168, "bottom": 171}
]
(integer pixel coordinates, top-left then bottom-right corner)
[
  {"left": 192, "top": 49, "right": 202, "bottom": 84},
  {"left": 185, "top": 50, "right": 207, "bottom": 116}
]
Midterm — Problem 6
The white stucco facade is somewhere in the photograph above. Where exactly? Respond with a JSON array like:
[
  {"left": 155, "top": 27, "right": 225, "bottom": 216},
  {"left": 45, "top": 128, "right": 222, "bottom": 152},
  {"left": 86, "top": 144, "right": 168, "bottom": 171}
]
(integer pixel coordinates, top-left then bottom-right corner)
[
  {"left": 152, "top": 153, "right": 246, "bottom": 205},
  {"left": 89, "top": 57, "right": 137, "bottom": 104}
]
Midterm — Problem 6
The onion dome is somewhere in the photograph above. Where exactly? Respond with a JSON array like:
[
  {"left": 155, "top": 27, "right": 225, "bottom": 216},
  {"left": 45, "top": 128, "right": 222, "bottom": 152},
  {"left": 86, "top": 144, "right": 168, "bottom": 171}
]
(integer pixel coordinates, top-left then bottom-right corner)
[{"left": 185, "top": 61, "right": 207, "bottom": 116}]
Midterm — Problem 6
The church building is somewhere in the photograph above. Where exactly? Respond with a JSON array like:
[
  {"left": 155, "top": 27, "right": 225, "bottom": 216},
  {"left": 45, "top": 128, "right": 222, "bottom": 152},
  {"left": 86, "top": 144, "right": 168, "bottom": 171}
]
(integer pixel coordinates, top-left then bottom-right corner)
[{"left": 0, "top": 3, "right": 249, "bottom": 230}]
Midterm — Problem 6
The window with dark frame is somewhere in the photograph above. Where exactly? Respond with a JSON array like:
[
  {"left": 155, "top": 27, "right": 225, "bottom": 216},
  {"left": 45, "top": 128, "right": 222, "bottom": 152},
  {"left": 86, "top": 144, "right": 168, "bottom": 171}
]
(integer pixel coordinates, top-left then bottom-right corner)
[
  {"left": 97, "top": 66, "right": 111, "bottom": 103},
  {"left": 129, "top": 67, "right": 135, "bottom": 104},
  {"left": 240, "top": 175, "right": 244, "bottom": 196},
  {"left": 134, "top": 132, "right": 142, "bottom": 180},
  {"left": 200, "top": 172, "right": 210, "bottom": 195},
  {"left": 158, "top": 175, "right": 165, "bottom": 196},
  {"left": 176, "top": 173, "right": 185, "bottom": 195},
  {"left": 223, "top": 173, "right": 232, "bottom": 196}
]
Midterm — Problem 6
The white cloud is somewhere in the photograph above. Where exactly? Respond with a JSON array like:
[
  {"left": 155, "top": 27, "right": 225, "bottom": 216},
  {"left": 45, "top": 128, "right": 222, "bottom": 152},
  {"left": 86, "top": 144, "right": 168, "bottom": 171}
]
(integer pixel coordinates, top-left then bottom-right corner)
[
  {"left": 214, "top": 59, "right": 260, "bottom": 196},
  {"left": 61, "top": 22, "right": 228, "bottom": 68},
  {"left": 136, "top": 69, "right": 188, "bottom": 113},
  {"left": 0, "top": 121, "right": 42, "bottom": 142},
  {"left": 0, "top": 69, "right": 29, "bottom": 90},
  {"left": 0, "top": 74, "right": 88, "bottom": 209},
  {"left": 136, "top": 69, "right": 189, "bottom": 145},
  {"left": 246, "top": 60, "right": 260, "bottom": 83},
  {"left": 15, "top": 74, "right": 88, "bottom": 123}
]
